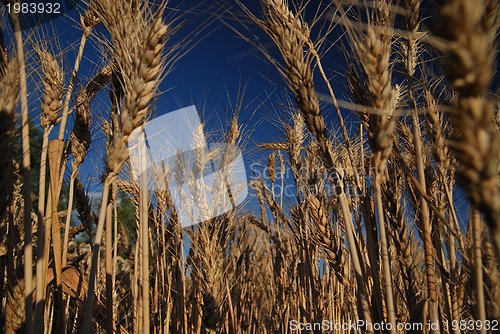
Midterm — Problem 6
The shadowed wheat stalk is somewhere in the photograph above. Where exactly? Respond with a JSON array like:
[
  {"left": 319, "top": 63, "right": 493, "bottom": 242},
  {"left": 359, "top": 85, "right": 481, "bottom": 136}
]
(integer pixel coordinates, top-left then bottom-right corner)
[{"left": 0, "top": 2, "right": 36, "bottom": 332}]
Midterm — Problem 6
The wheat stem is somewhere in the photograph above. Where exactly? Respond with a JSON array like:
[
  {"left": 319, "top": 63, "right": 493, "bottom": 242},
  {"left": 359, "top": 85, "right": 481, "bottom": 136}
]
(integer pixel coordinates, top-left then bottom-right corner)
[
  {"left": 411, "top": 108, "right": 438, "bottom": 328},
  {"left": 34, "top": 127, "right": 50, "bottom": 333},
  {"left": 341, "top": 0, "right": 398, "bottom": 327},
  {"left": 339, "top": 193, "right": 373, "bottom": 330},
  {"left": 105, "top": 197, "right": 113, "bottom": 334},
  {"left": 10, "top": 10, "right": 33, "bottom": 334},
  {"left": 62, "top": 170, "right": 77, "bottom": 267},
  {"left": 112, "top": 195, "right": 118, "bottom": 328},
  {"left": 57, "top": 27, "right": 90, "bottom": 142},
  {"left": 401, "top": 0, "right": 439, "bottom": 324},
  {"left": 53, "top": 28, "right": 92, "bottom": 269},
  {"left": 374, "top": 173, "right": 396, "bottom": 330},
  {"left": 138, "top": 132, "right": 150, "bottom": 333},
  {"left": 82, "top": 177, "right": 111, "bottom": 333},
  {"left": 473, "top": 208, "right": 487, "bottom": 334}
]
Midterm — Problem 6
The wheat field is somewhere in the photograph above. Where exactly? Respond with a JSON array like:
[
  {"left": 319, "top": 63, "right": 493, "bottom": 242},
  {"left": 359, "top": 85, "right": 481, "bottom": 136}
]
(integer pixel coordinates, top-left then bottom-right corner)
[{"left": 0, "top": 0, "right": 499, "bottom": 333}]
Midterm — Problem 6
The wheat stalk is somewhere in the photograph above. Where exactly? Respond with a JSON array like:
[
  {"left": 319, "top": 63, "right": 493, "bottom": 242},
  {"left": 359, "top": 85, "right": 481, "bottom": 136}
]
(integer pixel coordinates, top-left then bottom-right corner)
[
  {"left": 83, "top": 1, "right": 170, "bottom": 331},
  {"left": 399, "top": 0, "right": 440, "bottom": 327},
  {"left": 41, "top": 16, "right": 102, "bottom": 331},
  {"left": 31, "top": 44, "right": 65, "bottom": 332},
  {"left": 57, "top": 3, "right": 100, "bottom": 142},
  {"left": 62, "top": 66, "right": 110, "bottom": 267},
  {"left": 472, "top": 208, "right": 487, "bottom": 333},
  {"left": 235, "top": 1, "right": 374, "bottom": 327},
  {"left": 482, "top": 232, "right": 500, "bottom": 321},
  {"left": 341, "top": 0, "right": 399, "bottom": 328}
]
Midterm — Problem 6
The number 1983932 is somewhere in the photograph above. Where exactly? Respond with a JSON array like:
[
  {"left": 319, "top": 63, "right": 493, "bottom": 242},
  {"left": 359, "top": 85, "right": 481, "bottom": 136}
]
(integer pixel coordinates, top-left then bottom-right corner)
[
  {"left": 444, "top": 320, "right": 498, "bottom": 331},
  {"left": 6, "top": 2, "right": 61, "bottom": 14}
]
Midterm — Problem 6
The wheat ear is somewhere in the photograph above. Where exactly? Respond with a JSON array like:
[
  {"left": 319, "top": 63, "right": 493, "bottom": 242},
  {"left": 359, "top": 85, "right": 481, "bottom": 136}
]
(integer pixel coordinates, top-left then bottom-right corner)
[{"left": 434, "top": 0, "right": 500, "bottom": 259}]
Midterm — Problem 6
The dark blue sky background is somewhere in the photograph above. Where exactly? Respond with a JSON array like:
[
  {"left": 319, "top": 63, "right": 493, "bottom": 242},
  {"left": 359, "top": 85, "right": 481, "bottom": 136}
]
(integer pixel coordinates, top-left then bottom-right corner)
[
  {"left": 12, "top": 0, "right": 474, "bottom": 223},
  {"left": 21, "top": 0, "right": 355, "bottom": 197},
  {"left": 3, "top": 0, "right": 476, "bottom": 226}
]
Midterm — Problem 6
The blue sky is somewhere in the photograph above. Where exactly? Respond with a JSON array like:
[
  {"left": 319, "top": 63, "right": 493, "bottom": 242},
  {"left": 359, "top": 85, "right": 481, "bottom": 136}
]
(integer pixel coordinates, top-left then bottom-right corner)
[
  {"left": 20, "top": 0, "right": 352, "bottom": 189},
  {"left": 20, "top": 0, "right": 451, "bottom": 220},
  {"left": 7, "top": 0, "right": 476, "bottom": 230}
]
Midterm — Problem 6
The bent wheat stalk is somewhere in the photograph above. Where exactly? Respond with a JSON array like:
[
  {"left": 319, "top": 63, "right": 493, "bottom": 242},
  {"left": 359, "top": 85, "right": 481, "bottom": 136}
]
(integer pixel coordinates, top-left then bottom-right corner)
[
  {"left": 473, "top": 208, "right": 487, "bottom": 334},
  {"left": 48, "top": 139, "right": 65, "bottom": 331}
]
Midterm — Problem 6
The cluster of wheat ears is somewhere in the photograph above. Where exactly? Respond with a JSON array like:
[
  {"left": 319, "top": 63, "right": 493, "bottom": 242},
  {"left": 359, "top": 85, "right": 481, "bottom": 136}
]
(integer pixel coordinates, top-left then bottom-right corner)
[{"left": 0, "top": 0, "right": 499, "bottom": 333}]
